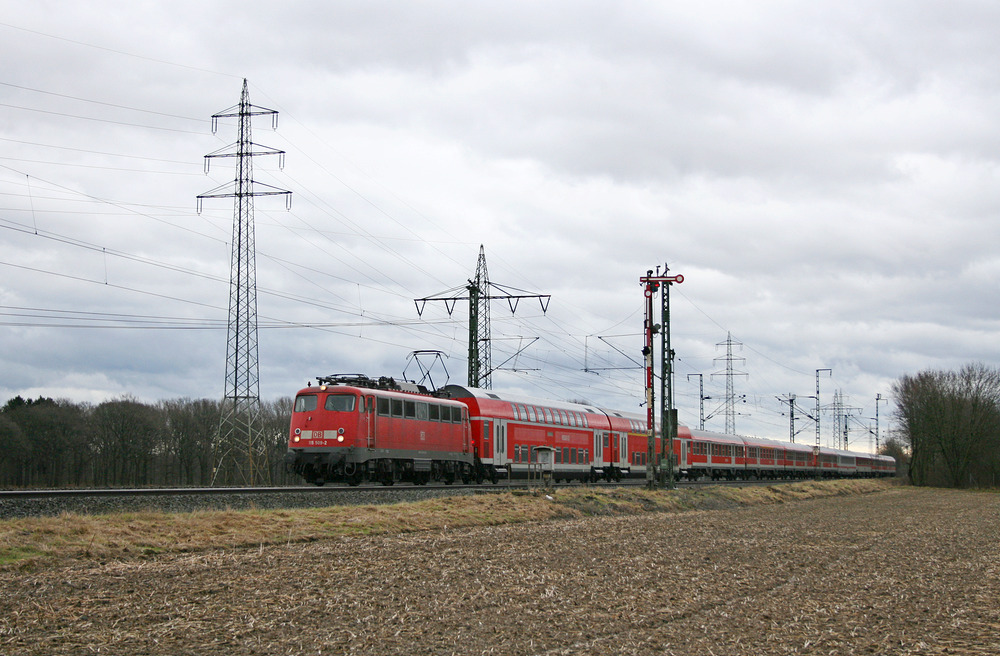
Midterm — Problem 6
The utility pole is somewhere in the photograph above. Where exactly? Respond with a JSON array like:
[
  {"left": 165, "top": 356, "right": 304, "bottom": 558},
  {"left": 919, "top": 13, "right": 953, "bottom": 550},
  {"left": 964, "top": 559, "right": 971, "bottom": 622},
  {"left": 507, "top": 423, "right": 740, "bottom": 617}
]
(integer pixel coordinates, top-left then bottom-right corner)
[
  {"left": 875, "top": 393, "right": 888, "bottom": 453},
  {"left": 198, "top": 79, "right": 291, "bottom": 486},
  {"left": 713, "top": 333, "right": 747, "bottom": 435},
  {"left": 640, "top": 266, "right": 683, "bottom": 489},
  {"left": 786, "top": 394, "right": 797, "bottom": 443},
  {"left": 687, "top": 373, "right": 706, "bottom": 430},
  {"left": 778, "top": 393, "right": 817, "bottom": 444},
  {"left": 415, "top": 245, "right": 550, "bottom": 389}
]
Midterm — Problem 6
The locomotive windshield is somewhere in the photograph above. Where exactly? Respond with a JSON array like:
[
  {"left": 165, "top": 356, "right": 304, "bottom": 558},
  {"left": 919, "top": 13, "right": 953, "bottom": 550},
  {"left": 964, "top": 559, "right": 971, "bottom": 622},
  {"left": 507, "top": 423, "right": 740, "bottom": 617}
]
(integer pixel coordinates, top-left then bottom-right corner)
[
  {"left": 324, "top": 394, "right": 357, "bottom": 412},
  {"left": 294, "top": 394, "right": 317, "bottom": 412}
]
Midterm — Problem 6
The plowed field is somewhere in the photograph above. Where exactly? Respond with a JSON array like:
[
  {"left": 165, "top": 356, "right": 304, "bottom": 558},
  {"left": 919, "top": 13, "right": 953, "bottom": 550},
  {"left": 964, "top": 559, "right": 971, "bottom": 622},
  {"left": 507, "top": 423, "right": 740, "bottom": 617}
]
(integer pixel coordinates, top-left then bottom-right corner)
[{"left": 2, "top": 485, "right": 998, "bottom": 655}]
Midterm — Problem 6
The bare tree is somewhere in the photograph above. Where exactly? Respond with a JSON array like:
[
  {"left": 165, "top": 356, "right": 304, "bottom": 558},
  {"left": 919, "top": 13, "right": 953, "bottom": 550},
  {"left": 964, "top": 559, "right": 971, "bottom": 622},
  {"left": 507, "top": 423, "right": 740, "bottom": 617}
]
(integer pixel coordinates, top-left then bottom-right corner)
[{"left": 894, "top": 363, "right": 1000, "bottom": 488}]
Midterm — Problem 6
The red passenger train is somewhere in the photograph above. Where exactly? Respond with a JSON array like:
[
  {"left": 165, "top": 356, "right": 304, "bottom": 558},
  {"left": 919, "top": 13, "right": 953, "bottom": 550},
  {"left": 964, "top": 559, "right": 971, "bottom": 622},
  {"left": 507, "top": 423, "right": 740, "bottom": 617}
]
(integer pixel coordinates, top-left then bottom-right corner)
[{"left": 284, "top": 375, "right": 896, "bottom": 486}]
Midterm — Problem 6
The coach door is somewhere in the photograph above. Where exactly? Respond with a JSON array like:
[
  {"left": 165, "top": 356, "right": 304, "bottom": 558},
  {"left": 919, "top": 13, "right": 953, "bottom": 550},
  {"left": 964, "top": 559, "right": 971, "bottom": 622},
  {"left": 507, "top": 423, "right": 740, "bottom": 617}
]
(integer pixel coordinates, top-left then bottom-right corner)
[
  {"left": 364, "top": 395, "right": 376, "bottom": 448},
  {"left": 481, "top": 420, "right": 492, "bottom": 459},
  {"left": 615, "top": 432, "right": 626, "bottom": 468},
  {"left": 594, "top": 431, "right": 606, "bottom": 471}
]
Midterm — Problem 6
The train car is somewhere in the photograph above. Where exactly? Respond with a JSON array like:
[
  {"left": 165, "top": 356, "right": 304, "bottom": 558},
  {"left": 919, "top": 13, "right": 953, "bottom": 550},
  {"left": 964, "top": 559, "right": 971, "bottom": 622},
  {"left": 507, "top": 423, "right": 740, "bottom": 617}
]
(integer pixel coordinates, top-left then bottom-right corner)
[
  {"left": 684, "top": 429, "right": 747, "bottom": 480},
  {"left": 440, "top": 384, "right": 622, "bottom": 483},
  {"left": 284, "top": 375, "right": 473, "bottom": 486},
  {"left": 285, "top": 375, "right": 897, "bottom": 485}
]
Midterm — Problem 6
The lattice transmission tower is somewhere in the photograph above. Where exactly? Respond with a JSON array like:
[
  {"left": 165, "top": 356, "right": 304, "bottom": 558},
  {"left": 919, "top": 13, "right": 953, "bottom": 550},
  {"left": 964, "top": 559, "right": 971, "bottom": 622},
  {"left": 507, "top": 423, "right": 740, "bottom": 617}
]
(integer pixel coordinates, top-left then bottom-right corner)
[
  {"left": 197, "top": 79, "right": 291, "bottom": 486},
  {"left": 712, "top": 332, "right": 747, "bottom": 434},
  {"left": 415, "top": 246, "right": 550, "bottom": 389}
]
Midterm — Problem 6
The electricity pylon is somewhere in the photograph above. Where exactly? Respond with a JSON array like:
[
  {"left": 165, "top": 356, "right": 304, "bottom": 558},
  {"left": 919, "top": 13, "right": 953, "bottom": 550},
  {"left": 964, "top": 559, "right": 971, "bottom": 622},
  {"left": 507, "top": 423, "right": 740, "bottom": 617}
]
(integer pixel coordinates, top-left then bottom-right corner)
[
  {"left": 198, "top": 79, "right": 291, "bottom": 486},
  {"left": 415, "top": 245, "right": 550, "bottom": 389},
  {"left": 712, "top": 333, "right": 747, "bottom": 434}
]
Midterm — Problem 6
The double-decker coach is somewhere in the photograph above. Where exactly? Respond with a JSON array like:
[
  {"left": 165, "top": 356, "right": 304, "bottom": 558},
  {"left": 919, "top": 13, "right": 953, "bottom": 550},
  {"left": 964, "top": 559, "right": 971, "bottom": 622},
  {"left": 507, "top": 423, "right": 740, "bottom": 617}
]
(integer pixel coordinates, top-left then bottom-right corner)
[{"left": 441, "top": 385, "right": 632, "bottom": 483}]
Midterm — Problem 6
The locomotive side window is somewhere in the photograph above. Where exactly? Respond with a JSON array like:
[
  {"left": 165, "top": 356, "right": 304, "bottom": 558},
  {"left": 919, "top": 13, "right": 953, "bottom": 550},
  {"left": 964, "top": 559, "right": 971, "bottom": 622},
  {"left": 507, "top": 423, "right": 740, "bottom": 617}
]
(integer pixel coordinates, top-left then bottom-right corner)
[
  {"left": 378, "top": 397, "right": 390, "bottom": 416},
  {"left": 429, "top": 404, "right": 440, "bottom": 421},
  {"left": 324, "top": 395, "right": 356, "bottom": 412},
  {"left": 416, "top": 402, "right": 428, "bottom": 420},
  {"left": 404, "top": 401, "right": 416, "bottom": 419},
  {"left": 294, "top": 395, "right": 317, "bottom": 412},
  {"left": 391, "top": 399, "right": 403, "bottom": 417}
]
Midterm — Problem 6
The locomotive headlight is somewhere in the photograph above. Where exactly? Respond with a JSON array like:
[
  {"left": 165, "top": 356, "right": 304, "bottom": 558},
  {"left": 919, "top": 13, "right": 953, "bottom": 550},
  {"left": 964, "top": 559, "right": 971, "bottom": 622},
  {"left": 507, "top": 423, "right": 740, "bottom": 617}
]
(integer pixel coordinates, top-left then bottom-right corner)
[
  {"left": 337, "top": 435, "right": 344, "bottom": 442},
  {"left": 293, "top": 435, "right": 300, "bottom": 443}
]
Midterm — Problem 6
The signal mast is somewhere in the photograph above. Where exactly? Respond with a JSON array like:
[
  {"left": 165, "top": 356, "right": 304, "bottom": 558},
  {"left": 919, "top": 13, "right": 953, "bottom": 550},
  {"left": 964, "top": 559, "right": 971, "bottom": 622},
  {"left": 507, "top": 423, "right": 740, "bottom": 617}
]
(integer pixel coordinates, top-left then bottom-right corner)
[{"left": 640, "top": 266, "right": 683, "bottom": 489}]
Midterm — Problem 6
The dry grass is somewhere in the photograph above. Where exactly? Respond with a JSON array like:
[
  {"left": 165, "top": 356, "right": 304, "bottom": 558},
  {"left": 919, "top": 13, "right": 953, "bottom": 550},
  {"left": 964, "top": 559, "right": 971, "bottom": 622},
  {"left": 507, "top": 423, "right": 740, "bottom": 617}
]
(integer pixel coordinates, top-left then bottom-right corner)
[
  {"left": 0, "top": 479, "right": 892, "bottom": 568},
  {"left": 2, "top": 479, "right": 997, "bottom": 655}
]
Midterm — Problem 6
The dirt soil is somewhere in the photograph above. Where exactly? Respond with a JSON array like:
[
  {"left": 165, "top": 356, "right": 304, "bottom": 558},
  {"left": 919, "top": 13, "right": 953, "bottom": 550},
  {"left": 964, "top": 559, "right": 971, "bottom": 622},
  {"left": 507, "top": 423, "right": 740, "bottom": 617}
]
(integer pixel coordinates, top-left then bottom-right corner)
[{"left": 2, "top": 485, "right": 998, "bottom": 655}]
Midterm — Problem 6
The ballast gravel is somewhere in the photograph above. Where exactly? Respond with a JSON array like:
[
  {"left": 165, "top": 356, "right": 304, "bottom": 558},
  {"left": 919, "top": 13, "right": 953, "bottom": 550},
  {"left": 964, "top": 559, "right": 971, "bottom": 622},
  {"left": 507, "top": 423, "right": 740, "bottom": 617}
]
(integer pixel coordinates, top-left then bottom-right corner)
[
  {"left": 2, "top": 486, "right": 998, "bottom": 655},
  {"left": 0, "top": 486, "right": 484, "bottom": 519}
]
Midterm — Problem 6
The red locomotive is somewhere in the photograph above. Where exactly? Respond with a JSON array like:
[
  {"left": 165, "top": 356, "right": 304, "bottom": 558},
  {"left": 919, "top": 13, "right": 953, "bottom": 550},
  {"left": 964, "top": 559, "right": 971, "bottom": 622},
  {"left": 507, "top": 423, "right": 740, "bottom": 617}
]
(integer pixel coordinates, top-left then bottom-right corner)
[
  {"left": 284, "top": 375, "right": 474, "bottom": 486},
  {"left": 284, "top": 376, "right": 897, "bottom": 485}
]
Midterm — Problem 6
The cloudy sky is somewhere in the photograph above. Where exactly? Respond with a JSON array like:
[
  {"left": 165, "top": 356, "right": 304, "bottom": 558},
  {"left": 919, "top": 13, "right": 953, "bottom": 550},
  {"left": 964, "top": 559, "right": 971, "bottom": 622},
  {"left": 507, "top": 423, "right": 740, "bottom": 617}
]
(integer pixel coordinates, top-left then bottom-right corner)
[{"left": 2, "top": 1, "right": 998, "bottom": 451}]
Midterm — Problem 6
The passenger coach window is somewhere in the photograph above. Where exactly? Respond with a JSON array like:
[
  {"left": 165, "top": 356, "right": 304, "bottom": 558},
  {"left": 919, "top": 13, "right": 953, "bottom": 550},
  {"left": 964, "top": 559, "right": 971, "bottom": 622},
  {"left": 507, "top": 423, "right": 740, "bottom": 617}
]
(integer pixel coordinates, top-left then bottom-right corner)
[
  {"left": 527, "top": 407, "right": 537, "bottom": 422},
  {"left": 324, "top": 395, "right": 356, "bottom": 412},
  {"left": 294, "top": 395, "right": 317, "bottom": 412}
]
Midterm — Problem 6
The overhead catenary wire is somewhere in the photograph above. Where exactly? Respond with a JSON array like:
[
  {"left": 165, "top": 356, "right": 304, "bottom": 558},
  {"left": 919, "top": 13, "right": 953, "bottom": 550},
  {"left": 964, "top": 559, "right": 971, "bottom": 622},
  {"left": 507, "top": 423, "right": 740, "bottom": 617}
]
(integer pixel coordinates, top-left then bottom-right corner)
[{"left": 0, "top": 42, "right": 856, "bottom": 431}]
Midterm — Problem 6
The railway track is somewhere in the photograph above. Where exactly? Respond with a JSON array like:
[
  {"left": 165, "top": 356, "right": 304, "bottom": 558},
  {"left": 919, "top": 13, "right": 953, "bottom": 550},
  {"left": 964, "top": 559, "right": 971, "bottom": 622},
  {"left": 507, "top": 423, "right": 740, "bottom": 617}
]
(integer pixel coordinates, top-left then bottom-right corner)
[{"left": 0, "top": 477, "right": 794, "bottom": 519}]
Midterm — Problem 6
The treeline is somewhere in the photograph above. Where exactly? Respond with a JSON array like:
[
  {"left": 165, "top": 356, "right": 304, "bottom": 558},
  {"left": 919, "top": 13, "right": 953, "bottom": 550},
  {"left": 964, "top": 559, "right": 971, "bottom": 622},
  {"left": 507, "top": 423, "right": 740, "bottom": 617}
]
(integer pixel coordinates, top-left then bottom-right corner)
[
  {"left": 894, "top": 362, "right": 1000, "bottom": 488},
  {"left": 0, "top": 395, "right": 296, "bottom": 489}
]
